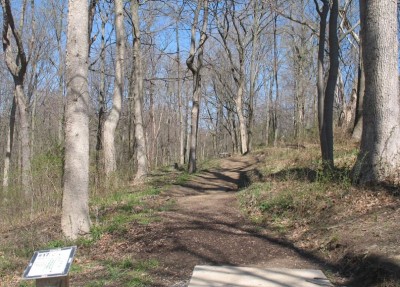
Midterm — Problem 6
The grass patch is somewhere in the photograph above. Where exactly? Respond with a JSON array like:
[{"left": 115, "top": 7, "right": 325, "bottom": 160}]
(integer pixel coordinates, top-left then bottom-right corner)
[
  {"left": 239, "top": 145, "right": 355, "bottom": 229},
  {"left": 84, "top": 186, "right": 165, "bottom": 245},
  {"left": 78, "top": 258, "right": 159, "bottom": 287},
  {"left": 174, "top": 172, "right": 192, "bottom": 185}
]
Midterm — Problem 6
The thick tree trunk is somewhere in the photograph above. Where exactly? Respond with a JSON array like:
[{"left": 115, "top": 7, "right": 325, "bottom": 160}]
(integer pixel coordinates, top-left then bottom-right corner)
[
  {"left": 131, "top": 0, "right": 148, "bottom": 181},
  {"left": 353, "top": 0, "right": 400, "bottom": 184},
  {"left": 15, "top": 83, "right": 32, "bottom": 195},
  {"left": 316, "top": 0, "right": 329, "bottom": 160},
  {"left": 103, "top": 0, "right": 125, "bottom": 177},
  {"left": 1, "top": 0, "right": 32, "bottom": 196},
  {"left": 62, "top": 0, "right": 90, "bottom": 239},
  {"left": 320, "top": 0, "right": 339, "bottom": 169}
]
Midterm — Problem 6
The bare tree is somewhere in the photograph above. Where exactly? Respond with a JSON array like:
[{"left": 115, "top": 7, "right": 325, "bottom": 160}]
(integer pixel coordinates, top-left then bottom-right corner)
[
  {"left": 315, "top": 0, "right": 329, "bottom": 159},
  {"left": 1, "top": 0, "right": 32, "bottom": 196},
  {"left": 62, "top": 0, "right": 90, "bottom": 239},
  {"left": 271, "top": 11, "right": 280, "bottom": 147},
  {"left": 95, "top": 7, "right": 107, "bottom": 177},
  {"left": 353, "top": 0, "right": 400, "bottom": 184},
  {"left": 319, "top": 0, "right": 339, "bottom": 169},
  {"left": 103, "top": 0, "right": 125, "bottom": 177},
  {"left": 131, "top": 0, "right": 148, "bottom": 181},
  {"left": 215, "top": 0, "right": 253, "bottom": 154},
  {"left": 187, "top": 0, "right": 209, "bottom": 173},
  {"left": 248, "top": 0, "right": 262, "bottom": 152},
  {"left": 176, "top": 22, "right": 186, "bottom": 166}
]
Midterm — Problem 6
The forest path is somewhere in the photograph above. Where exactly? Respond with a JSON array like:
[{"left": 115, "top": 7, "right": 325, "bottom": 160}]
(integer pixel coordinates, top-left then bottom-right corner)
[{"left": 144, "top": 154, "right": 326, "bottom": 286}]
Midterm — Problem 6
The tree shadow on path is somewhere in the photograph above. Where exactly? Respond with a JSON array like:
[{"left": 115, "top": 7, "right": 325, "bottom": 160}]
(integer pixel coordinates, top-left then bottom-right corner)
[{"left": 147, "top": 156, "right": 400, "bottom": 286}]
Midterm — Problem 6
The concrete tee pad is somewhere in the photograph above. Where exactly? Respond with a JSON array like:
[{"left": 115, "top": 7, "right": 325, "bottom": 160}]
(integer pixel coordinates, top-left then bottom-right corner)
[{"left": 188, "top": 266, "right": 334, "bottom": 287}]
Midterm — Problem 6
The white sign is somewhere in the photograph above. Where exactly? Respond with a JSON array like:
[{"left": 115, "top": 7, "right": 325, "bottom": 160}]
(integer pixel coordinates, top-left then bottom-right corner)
[{"left": 22, "top": 246, "right": 76, "bottom": 279}]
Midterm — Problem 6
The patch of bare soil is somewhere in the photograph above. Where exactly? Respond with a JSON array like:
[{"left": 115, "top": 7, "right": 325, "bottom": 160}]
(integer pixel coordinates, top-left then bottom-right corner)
[{"left": 77, "top": 155, "right": 333, "bottom": 287}]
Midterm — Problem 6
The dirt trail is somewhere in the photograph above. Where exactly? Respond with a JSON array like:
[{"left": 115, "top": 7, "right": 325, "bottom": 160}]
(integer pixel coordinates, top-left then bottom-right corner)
[{"left": 136, "top": 155, "right": 327, "bottom": 286}]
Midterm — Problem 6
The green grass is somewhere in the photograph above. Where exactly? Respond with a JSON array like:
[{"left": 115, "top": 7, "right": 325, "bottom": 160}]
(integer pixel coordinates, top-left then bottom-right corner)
[
  {"left": 78, "top": 258, "right": 159, "bottom": 287},
  {"left": 175, "top": 172, "right": 191, "bottom": 185},
  {"left": 238, "top": 145, "right": 356, "bottom": 229},
  {"left": 80, "top": 185, "right": 166, "bottom": 246}
]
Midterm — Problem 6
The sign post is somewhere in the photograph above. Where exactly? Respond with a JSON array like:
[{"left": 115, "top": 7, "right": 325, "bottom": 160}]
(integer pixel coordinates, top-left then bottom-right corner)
[{"left": 22, "top": 246, "right": 76, "bottom": 287}]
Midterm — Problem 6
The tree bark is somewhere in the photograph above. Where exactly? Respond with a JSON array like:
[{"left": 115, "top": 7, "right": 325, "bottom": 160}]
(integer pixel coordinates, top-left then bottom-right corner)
[
  {"left": 62, "top": 0, "right": 90, "bottom": 239},
  {"left": 2, "top": 96, "right": 16, "bottom": 191},
  {"left": 248, "top": 0, "right": 260, "bottom": 153},
  {"left": 272, "top": 13, "right": 279, "bottom": 147},
  {"left": 320, "top": 0, "right": 339, "bottom": 169},
  {"left": 352, "top": 41, "right": 365, "bottom": 141},
  {"left": 1, "top": 0, "right": 32, "bottom": 196},
  {"left": 187, "top": 0, "right": 209, "bottom": 173},
  {"left": 96, "top": 11, "right": 107, "bottom": 179},
  {"left": 131, "top": 0, "right": 148, "bottom": 181},
  {"left": 15, "top": 83, "right": 32, "bottom": 195},
  {"left": 176, "top": 23, "right": 186, "bottom": 166},
  {"left": 103, "top": 0, "right": 125, "bottom": 177},
  {"left": 235, "top": 79, "right": 248, "bottom": 154},
  {"left": 316, "top": 0, "right": 329, "bottom": 137},
  {"left": 264, "top": 74, "right": 271, "bottom": 146},
  {"left": 353, "top": 0, "right": 400, "bottom": 184}
]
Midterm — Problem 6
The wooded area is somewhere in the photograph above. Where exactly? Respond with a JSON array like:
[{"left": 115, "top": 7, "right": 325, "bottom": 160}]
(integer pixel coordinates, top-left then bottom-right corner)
[{"left": 0, "top": 0, "right": 399, "bottom": 240}]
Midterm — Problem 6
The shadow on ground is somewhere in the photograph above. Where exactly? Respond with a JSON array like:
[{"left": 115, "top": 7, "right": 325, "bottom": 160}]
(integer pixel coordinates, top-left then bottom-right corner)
[{"left": 141, "top": 208, "right": 400, "bottom": 287}]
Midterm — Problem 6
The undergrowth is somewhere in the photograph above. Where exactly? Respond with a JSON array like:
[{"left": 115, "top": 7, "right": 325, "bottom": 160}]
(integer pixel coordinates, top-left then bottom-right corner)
[
  {"left": 77, "top": 258, "right": 159, "bottom": 287},
  {"left": 0, "top": 164, "right": 181, "bottom": 286},
  {"left": 239, "top": 145, "right": 356, "bottom": 230},
  {"left": 239, "top": 144, "right": 400, "bottom": 286}
]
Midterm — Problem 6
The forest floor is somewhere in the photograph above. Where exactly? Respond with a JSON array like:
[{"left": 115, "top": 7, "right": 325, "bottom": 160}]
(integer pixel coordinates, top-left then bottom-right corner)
[{"left": 1, "top": 145, "right": 400, "bottom": 286}]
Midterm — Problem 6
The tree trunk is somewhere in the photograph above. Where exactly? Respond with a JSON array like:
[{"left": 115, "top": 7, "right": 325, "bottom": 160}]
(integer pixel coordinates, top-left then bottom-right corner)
[
  {"left": 320, "top": 0, "right": 339, "bottom": 169},
  {"left": 187, "top": 0, "right": 209, "bottom": 173},
  {"left": 1, "top": 0, "right": 32, "bottom": 196},
  {"left": 131, "top": 0, "right": 148, "bottom": 181},
  {"left": 15, "top": 83, "right": 32, "bottom": 196},
  {"left": 62, "top": 0, "right": 90, "bottom": 239},
  {"left": 235, "top": 79, "right": 248, "bottom": 154},
  {"left": 342, "top": 77, "right": 358, "bottom": 132},
  {"left": 264, "top": 74, "right": 271, "bottom": 146},
  {"left": 176, "top": 23, "right": 185, "bottom": 166},
  {"left": 272, "top": 13, "right": 280, "bottom": 147},
  {"left": 148, "top": 80, "right": 155, "bottom": 167},
  {"left": 2, "top": 97, "right": 16, "bottom": 191},
  {"left": 352, "top": 44, "right": 365, "bottom": 141},
  {"left": 315, "top": 0, "right": 329, "bottom": 167},
  {"left": 248, "top": 0, "right": 260, "bottom": 153},
  {"left": 353, "top": 0, "right": 400, "bottom": 184},
  {"left": 103, "top": 0, "right": 125, "bottom": 177},
  {"left": 54, "top": 1, "right": 65, "bottom": 145},
  {"left": 96, "top": 12, "right": 106, "bottom": 179},
  {"left": 188, "top": 84, "right": 200, "bottom": 173}
]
